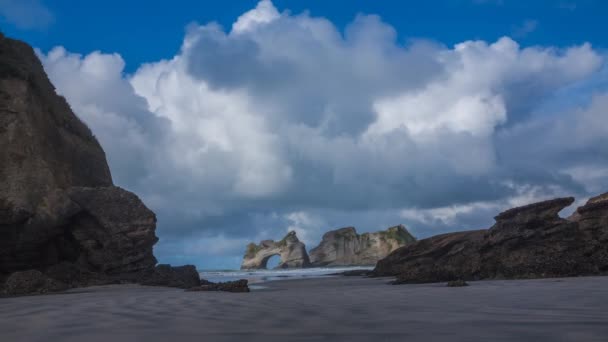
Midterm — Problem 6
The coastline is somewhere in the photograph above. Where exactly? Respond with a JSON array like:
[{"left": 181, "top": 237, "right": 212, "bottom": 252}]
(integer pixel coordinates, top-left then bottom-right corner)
[
  {"left": 2, "top": 275, "right": 607, "bottom": 341},
  {"left": 199, "top": 266, "right": 374, "bottom": 284}
]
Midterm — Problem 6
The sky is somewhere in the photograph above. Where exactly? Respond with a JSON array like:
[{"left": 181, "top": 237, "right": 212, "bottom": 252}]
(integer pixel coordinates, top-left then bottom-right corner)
[{"left": 1, "top": 0, "right": 607, "bottom": 269}]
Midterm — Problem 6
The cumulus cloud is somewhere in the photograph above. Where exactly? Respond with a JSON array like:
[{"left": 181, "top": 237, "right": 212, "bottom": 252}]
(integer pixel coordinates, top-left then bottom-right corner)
[
  {"left": 232, "top": 0, "right": 280, "bottom": 34},
  {"left": 284, "top": 211, "right": 327, "bottom": 247},
  {"left": 38, "top": 1, "right": 606, "bottom": 268}
]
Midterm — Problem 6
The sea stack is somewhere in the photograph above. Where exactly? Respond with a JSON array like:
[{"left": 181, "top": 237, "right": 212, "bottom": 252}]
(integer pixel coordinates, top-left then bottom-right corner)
[
  {"left": 241, "top": 231, "right": 311, "bottom": 269},
  {"left": 0, "top": 35, "right": 198, "bottom": 294},
  {"left": 309, "top": 225, "right": 416, "bottom": 267}
]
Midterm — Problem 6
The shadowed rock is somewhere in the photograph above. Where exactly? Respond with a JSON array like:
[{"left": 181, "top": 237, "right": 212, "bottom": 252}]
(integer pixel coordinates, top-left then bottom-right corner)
[
  {"left": 309, "top": 225, "right": 416, "bottom": 267},
  {"left": 187, "top": 279, "right": 250, "bottom": 293},
  {"left": 140, "top": 264, "right": 201, "bottom": 289},
  {"left": 0, "top": 35, "right": 198, "bottom": 294},
  {"left": 374, "top": 195, "right": 608, "bottom": 284},
  {"left": 241, "top": 231, "right": 310, "bottom": 269},
  {"left": 4, "top": 270, "right": 68, "bottom": 296},
  {"left": 446, "top": 279, "right": 469, "bottom": 287}
]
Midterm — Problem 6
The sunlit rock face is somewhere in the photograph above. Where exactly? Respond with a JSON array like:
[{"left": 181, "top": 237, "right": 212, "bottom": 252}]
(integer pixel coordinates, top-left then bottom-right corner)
[
  {"left": 309, "top": 225, "right": 416, "bottom": 267},
  {"left": 374, "top": 194, "right": 608, "bottom": 283},
  {"left": 240, "top": 231, "right": 311, "bottom": 269}
]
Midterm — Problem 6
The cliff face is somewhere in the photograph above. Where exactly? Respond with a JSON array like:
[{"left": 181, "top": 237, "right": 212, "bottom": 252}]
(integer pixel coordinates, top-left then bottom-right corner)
[
  {"left": 241, "top": 231, "right": 311, "bottom": 269},
  {"left": 374, "top": 194, "right": 608, "bottom": 283},
  {"left": 309, "top": 225, "right": 416, "bottom": 267},
  {"left": 0, "top": 35, "right": 197, "bottom": 293}
]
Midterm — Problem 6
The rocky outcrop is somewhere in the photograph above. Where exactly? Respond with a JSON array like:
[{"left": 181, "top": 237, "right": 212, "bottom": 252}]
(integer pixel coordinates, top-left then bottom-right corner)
[
  {"left": 3, "top": 270, "right": 68, "bottom": 296},
  {"left": 241, "top": 231, "right": 310, "bottom": 269},
  {"left": 374, "top": 194, "right": 608, "bottom": 284},
  {"left": 187, "top": 279, "right": 250, "bottom": 293},
  {"left": 0, "top": 34, "right": 198, "bottom": 294},
  {"left": 446, "top": 279, "right": 469, "bottom": 287},
  {"left": 309, "top": 225, "right": 416, "bottom": 266},
  {"left": 140, "top": 264, "right": 201, "bottom": 289}
]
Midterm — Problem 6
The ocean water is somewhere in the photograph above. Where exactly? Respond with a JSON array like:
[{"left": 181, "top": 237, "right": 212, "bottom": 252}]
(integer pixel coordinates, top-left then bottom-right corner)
[{"left": 199, "top": 266, "right": 373, "bottom": 285}]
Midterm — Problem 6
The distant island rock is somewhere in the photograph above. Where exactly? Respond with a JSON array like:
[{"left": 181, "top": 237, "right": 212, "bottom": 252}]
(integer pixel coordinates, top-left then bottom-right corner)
[
  {"left": 309, "top": 225, "right": 416, "bottom": 267},
  {"left": 0, "top": 34, "right": 199, "bottom": 295},
  {"left": 240, "top": 225, "right": 416, "bottom": 269},
  {"left": 241, "top": 231, "right": 311, "bottom": 269},
  {"left": 374, "top": 193, "right": 608, "bottom": 283}
]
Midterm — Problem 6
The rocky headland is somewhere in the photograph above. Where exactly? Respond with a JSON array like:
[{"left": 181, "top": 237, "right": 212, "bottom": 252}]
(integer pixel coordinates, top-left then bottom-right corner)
[
  {"left": 0, "top": 34, "right": 200, "bottom": 295},
  {"left": 374, "top": 193, "right": 608, "bottom": 284}
]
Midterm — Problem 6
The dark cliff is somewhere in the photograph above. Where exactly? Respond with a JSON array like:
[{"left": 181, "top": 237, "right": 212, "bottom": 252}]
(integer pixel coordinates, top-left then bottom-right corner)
[
  {"left": 374, "top": 195, "right": 608, "bottom": 283},
  {"left": 0, "top": 34, "right": 198, "bottom": 294}
]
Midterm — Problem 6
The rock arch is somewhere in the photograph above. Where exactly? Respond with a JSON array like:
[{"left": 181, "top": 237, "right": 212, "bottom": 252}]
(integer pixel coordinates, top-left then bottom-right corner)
[{"left": 240, "top": 231, "right": 310, "bottom": 269}]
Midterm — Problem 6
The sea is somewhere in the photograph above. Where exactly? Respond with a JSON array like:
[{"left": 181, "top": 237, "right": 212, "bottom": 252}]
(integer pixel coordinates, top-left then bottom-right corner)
[{"left": 199, "top": 266, "right": 373, "bottom": 286}]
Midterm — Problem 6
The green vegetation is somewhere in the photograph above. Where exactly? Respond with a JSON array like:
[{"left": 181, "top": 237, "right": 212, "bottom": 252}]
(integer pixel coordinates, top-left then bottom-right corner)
[
  {"left": 276, "top": 231, "right": 296, "bottom": 247},
  {"left": 245, "top": 243, "right": 262, "bottom": 258},
  {"left": 379, "top": 226, "right": 416, "bottom": 245}
]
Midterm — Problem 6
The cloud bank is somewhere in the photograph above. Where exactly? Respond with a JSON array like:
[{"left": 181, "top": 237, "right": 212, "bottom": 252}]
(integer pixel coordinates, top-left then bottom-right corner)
[{"left": 38, "top": 0, "right": 607, "bottom": 268}]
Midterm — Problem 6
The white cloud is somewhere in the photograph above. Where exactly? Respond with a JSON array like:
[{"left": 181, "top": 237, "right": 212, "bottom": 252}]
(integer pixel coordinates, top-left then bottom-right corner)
[
  {"left": 37, "top": 1, "right": 607, "bottom": 268},
  {"left": 232, "top": 0, "right": 280, "bottom": 34},
  {"left": 367, "top": 37, "right": 600, "bottom": 140},
  {"left": 284, "top": 211, "right": 327, "bottom": 247},
  {"left": 400, "top": 183, "right": 576, "bottom": 227}
]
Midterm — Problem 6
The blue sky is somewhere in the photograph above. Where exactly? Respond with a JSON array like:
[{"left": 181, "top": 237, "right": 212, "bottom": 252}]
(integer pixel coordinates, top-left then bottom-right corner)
[
  {"left": 1, "top": 0, "right": 607, "bottom": 269},
  {"left": 3, "top": 1, "right": 607, "bottom": 72}
]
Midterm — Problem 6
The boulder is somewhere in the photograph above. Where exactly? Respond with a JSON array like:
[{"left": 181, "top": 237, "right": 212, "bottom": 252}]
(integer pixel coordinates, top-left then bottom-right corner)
[
  {"left": 309, "top": 225, "right": 416, "bottom": 266},
  {"left": 446, "top": 279, "right": 469, "bottom": 287},
  {"left": 241, "top": 231, "right": 310, "bottom": 269},
  {"left": 3, "top": 270, "right": 68, "bottom": 296},
  {"left": 187, "top": 279, "right": 250, "bottom": 293},
  {"left": 374, "top": 194, "right": 608, "bottom": 284}
]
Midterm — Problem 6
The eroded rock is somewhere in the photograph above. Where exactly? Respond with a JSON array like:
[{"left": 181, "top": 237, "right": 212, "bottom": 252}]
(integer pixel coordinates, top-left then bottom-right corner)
[
  {"left": 187, "top": 279, "right": 250, "bottom": 293},
  {"left": 3, "top": 270, "right": 68, "bottom": 296},
  {"left": 309, "top": 225, "right": 416, "bottom": 266},
  {"left": 446, "top": 279, "right": 469, "bottom": 287},
  {"left": 0, "top": 34, "right": 180, "bottom": 294},
  {"left": 241, "top": 231, "right": 310, "bottom": 269},
  {"left": 140, "top": 264, "right": 201, "bottom": 289},
  {"left": 374, "top": 194, "right": 608, "bottom": 284}
]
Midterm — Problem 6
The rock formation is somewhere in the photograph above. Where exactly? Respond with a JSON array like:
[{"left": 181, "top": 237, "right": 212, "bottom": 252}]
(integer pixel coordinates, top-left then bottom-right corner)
[
  {"left": 241, "top": 231, "right": 311, "bottom": 269},
  {"left": 0, "top": 34, "right": 199, "bottom": 294},
  {"left": 3, "top": 270, "right": 68, "bottom": 296},
  {"left": 187, "top": 279, "right": 250, "bottom": 293},
  {"left": 309, "top": 225, "right": 416, "bottom": 266},
  {"left": 140, "top": 264, "right": 202, "bottom": 289},
  {"left": 374, "top": 194, "right": 608, "bottom": 284}
]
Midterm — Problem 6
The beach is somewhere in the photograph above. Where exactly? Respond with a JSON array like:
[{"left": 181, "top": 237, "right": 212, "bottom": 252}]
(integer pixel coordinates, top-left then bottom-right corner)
[{"left": 1, "top": 276, "right": 607, "bottom": 342}]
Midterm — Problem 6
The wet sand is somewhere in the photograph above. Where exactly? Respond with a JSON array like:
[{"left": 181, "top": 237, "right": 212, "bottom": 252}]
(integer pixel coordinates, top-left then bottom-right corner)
[{"left": 1, "top": 276, "right": 607, "bottom": 342}]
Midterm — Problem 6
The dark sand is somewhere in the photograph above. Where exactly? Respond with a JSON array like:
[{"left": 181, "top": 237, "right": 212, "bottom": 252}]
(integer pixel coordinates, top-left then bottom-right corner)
[{"left": 1, "top": 276, "right": 607, "bottom": 342}]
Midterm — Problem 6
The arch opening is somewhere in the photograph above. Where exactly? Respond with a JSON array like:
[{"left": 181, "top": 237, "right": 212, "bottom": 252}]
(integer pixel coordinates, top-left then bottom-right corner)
[{"left": 263, "top": 254, "right": 282, "bottom": 269}]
